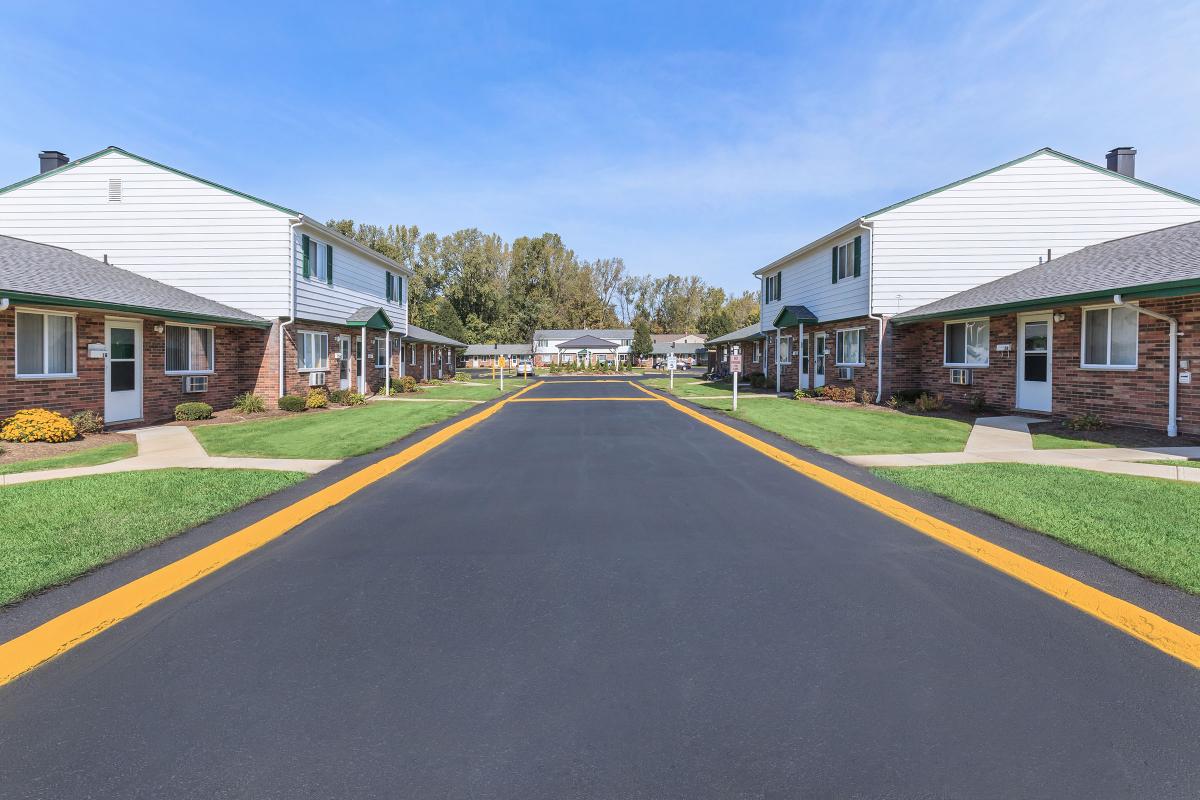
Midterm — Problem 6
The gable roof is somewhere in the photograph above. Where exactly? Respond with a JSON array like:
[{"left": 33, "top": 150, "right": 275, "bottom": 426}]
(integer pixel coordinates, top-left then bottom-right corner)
[
  {"left": 463, "top": 343, "right": 532, "bottom": 356},
  {"left": 754, "top": 148, "right": 1200, "bottom": 276},
  {"left": 533, "top": 328, "right": 633, "bottom": 341},
  {"left": 894, "top": 221, "right": 1200, "bottom": 323},
  {"left": 650, "top": 341, "right": 707, "bottom": 356},
  {"left": 772, "top": 305, "right": 818, "bottom": 327},
  {"left": 651, "top": 332, "right": 703, "bottom": 343},
  {"left": 706, "top": 323, "right": 765, "bottom": 345},
  {"left": 346, "top": 306, "right": 392, "bottom": 329},
  {"left": 556, "top": 334, "right": 620, "bottom": 349},
  {"left": 404, "top": 323, "right": 466, "bottom": 347},
  {"left": 0, "top": 146, "right": 411, "bottom": 275},
  {"left": 0, "top": 234, "right": 268, "bottom": 326}
]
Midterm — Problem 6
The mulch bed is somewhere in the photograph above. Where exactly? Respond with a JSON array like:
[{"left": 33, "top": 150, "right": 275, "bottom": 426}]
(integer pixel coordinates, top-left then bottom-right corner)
[
  {"left": 0, "top": 432, "right": 136, "bottom": 467},
  {"left": 1028, "top": 421, "right": 1200, "bottom": 449}
]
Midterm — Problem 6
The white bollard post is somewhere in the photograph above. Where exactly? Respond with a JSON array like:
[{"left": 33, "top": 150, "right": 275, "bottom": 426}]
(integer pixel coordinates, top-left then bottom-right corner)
[{"left": 733, "top": 372, "right": 739, "bottom": 411}]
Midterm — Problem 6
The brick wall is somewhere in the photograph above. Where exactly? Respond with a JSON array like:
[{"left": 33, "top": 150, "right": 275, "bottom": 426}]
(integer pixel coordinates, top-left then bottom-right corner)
[{"left": 891, "top": 295, "right": 1200, "bottom": 435}]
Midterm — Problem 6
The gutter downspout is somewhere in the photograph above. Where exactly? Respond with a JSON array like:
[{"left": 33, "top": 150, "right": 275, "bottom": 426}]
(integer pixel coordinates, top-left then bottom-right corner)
[
  {"left": 860, "top": 219, "right": 889, "bottom": 403},
  {"left": 279, "top": 218, "right": 302, "bottom": 398},
  {"left": 1114, "top": 294, "right": 1179, "bottom": 437}
]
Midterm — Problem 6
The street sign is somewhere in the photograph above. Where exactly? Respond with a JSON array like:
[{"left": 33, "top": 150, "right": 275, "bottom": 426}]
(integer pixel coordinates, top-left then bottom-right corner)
[
  {"left": 666, "top": 354, "right": 677, "bottom": 371},
  {"left": 729, "top": 353, "right": 742, "bottom": 374}
]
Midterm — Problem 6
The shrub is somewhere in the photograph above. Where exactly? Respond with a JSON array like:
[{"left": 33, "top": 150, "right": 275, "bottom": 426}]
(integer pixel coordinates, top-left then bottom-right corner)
[
  {"left": 820, "top": 385, "right": 857, "bottom": 402},
  {"left": 912, "top": 392, "right": 948, "bottom": 413},
  {"left": 968, "top": 393, "right": 987, "bottom": 413},
  {"left": 0, "top": 408, "right": 77, "bottom": 443},
  {"left": 793, "top": 388, "right": 810, "bottom": 400},
  {"left": 70, "top": 409, "right": 105, "bottom": 434},
  {"left": 892, "top": 388, "right": 925, "bottom": 404},
  {"left": 399, "top": 375, "right": 419, "bottom": 393},
  {"left": 328, "top": 388, "right": 351, "bottom": 405},
  {"left": 233, "top": 392, "right": 266, "bottom": 414},
  {"left": 278, "top": 395, "right": 306, "bottom": 412},
  {"left": 886, "top": 394, "right": 904, "bottom": 409},
  {"left": 859, "top": 389, "right": 873, "bottom": 405},
  {"left": 1064, "top": 413, "right": 1105, "bottom": 431},
  {"left": 749, "top": 371, "right": 767, "bottom": 389},
  {"left": 305, "top": 388, "right": 329, "bottom": 409},
  {"left": 174, "top": 401, "right": 214, "bottom": 421},
  {"left": 452, "top": 371, "right": 469, "bottom": 382},
  {"left": 344, "top": 391, "right": 367, "bottom": 406}
]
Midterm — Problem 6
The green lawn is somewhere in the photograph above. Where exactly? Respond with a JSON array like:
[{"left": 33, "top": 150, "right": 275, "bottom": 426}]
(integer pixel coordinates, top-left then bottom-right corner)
[
  {"left": 1032, "top": 432, "right": 1114, "bottom": 450},
  {"left": 1140, "top": 459, "right": 1200, "bottom": 469},
  {"left": 644, "top": 376, "right": 770, "bottom": 400},
  {"left": 695, "top": 398, "right": 972, "bottom": 456},
  {"left": 0, "top": 468, "right": 305, "bottom": 605},
  {"left": 194, "top": 401, "right": 469, "bottom": 459},
  {"left": 414, "top": 383, "right": 515, "bottom": 401},
  {"left": 874, "top": 463, "right": 1200, "bottom": 594},
  {"left": 0, "top": 441, "right": 137, "bottom": 475}
]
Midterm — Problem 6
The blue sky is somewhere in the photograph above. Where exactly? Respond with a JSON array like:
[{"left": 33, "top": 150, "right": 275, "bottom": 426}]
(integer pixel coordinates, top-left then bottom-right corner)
[{"left": 2, "top": 0, "right": 1198, "bottom": 292}]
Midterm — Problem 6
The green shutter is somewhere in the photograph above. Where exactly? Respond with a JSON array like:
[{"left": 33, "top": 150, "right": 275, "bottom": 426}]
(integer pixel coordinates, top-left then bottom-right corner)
[
  {"left": 853, "top": 235, "right": 862, "bottom": 278},
  {"left": 301, "top": 234, "right": 311, "bottom": 278},
  {"left": 326, "top": 244, "right": 334, "bottom": 285},
  {"left": 385, "top": 273, "right": 393, "bottom": 301},
  {"left": 831, "top": 246, "right": 839, "bottom": 284}
]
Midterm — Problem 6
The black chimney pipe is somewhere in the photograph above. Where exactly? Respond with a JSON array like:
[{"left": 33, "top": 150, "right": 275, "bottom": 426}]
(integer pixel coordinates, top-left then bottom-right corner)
[
  {"left": 1106, "top": 147, "right": 1136, "bottom": 178},
  {"left": 39, "top": 151, "right": 68, "bottom": 174}
]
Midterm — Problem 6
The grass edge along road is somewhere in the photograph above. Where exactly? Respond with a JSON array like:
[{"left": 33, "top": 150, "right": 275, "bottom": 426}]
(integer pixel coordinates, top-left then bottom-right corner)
[
  {"left": 0, "top": 468, "right": 306, "bottom": 606},
  {"left": 0, "top": 381, "right": 544, "bottom": 687},
  {"left": 629, "top": 380, "right": 1200, "bottom": 669},
  {"left": 0, "top": 442, "right": 137, "bottom": 476},
  {"left": 873, "top": 463, "right": 1200, "bottom": 595}
]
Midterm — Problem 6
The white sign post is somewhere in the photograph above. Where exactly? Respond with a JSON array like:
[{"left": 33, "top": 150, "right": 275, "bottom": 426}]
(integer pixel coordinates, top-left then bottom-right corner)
[
  {"left": 730, "top": 345, "right": 743, "bottom": 411},
  {"left": 667, "top": 352, "right": 677, "bottom": 389},
  {"left": 498, "top": 356, "right": 505, "bottom": 392}
]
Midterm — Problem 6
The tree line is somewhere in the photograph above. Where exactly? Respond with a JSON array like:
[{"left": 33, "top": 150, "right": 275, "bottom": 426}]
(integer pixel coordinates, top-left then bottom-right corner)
[{"left": 328, "top": 220, "right": 759, "bottom": 344}]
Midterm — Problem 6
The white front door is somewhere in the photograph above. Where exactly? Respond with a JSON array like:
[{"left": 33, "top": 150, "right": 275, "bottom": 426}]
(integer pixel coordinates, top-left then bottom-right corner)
[
  {"left": 338, "top": 335, "right": 351, "bottom": 389},
  {"left": 814, "top": 334, "right": 827, "bottom": 388},
  {"left": 1017, "top": 314, "right": 1053, "bottom": 412},
  {"left": 105, "top": 319, "right": 142, "bottom": 423},
  {"left": 799, "top": 337, "right": 810, "bottom": 390}
]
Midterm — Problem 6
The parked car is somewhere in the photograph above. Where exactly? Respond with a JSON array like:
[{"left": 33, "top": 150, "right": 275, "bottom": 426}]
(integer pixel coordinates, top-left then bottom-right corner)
[{"left": 516, "top": 360, "right": 534, "bottom": 376}]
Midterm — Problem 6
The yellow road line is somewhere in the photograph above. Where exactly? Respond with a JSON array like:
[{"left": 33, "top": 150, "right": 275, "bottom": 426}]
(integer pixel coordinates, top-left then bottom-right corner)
[
  {"left": 509, "top": 396, "right": 661, "bottom": 403},
  {"left": 0, "top": 380, "right": 546, "bottom": 687},
  {"left": 630, "top": 380, "right": 1200, "bottom": 669}
]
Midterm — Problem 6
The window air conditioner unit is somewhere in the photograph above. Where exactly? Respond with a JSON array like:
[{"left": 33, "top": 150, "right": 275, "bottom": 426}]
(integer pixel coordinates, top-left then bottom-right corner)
[
  {"left": 309, "top": 371, "right": 327, "bottom": 387},
  {"left": 950, "top": 368, "right": 973, "bottom": 385},
  {"left": 183, "top": 375, "right": 209, "bottom": 393},
  {"left": 838, "top": 367, "right": 853, "bottom": 381}
]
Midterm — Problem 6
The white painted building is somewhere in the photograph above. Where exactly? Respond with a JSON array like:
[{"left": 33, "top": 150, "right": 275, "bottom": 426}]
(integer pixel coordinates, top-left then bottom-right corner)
[
  {"left": 753, "top": 147, "right": 1200, "bottom": 393},
  {"left": 532, "top": 328, "right": 634, "bottom": 365}
]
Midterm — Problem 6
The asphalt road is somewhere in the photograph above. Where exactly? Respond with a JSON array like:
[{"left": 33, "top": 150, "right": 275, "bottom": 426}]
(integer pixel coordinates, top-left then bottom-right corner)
[{"left": 2, "top": 378, "right": 1199, "bottom": 798}]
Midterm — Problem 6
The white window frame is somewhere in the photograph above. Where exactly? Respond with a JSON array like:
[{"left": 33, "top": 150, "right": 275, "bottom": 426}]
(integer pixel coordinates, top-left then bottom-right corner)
[
  {"left": 834, "top": 327, "right": 866, "bottom": 367},
  {"left": 836, "top": 241, "right": 856, "bottom": 281},
  {"left": 754, "top": 341, "right": 761, "bottom": 363},
  {"left": 374, "top": 337, "right": 387, "bottom": 368},
  {"left": 942, "top": 318, "right": 990, "bottom": 368},
  {"left": 308, "top": 238, "right": 330, "bottom": 282},
  {"left": 14, "top": 308, "right": 77, "bottom": 379},
  {"left": 1081, "top": 304, "right": 1139, "bottom": 370},
  {"left": 164, "top": 323, "right": 216, "bottom": 375},
  {"left": 777, "top": 335, "right": 793, "bottom": 364},
  {"left": 764, "top": 272, "right": 782, "bottom": 303},
  {"left": 296, "top": 330, "right": 329, "bottom": 372},
  {"left": 409, "top": 342, "right": 417, "bottom": 365}
]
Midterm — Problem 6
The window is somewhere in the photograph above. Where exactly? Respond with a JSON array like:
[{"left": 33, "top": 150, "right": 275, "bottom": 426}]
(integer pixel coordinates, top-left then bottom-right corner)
[
  {"left": 536, "top": 339, "right": 548, "bottom": 349},
  {"left": 385, "top": 272, "right": 403, "bottom": 303},
  {"left": 409, "top": 343, "right": 417, "bottom": 365},
  {"left": 165, "top": 325, "right": 214, "bottom": 373},
  {"left": 943, "top": 319, "right": 989, "bottom": 367},
  {"left": 764, "top": 273, "right": 782, "bottom": 303},
  {"left": 754, "top": 342, "right": 761, "bottom": 363},
  {"left": 777, "top": 335, "right": 792, "bottom": 364},
  {"left": 374, "top": 337, "right": 387, "bottom": 368},
  {"left": 297, "top": 331, "right": 329, "bottom": 371},
  {"left": 16, "top": 310, "right": 75, "bottom": 378},
  {"left": 832, "top": 236, "right": 862, "bottom": 284},
  {"left": 1083, "top": 305, "right": 1138, "bottom": 368},
  {"left": 835, "top": 328, "right": 865, "bottom": 366},
  {"left": 304, "top": 237, "right": 332, "bottom": 283}
]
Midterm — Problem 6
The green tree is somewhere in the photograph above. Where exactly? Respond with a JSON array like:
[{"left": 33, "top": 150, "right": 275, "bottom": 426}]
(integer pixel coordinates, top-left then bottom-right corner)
[{"left": 632, "top": 316, "right": 653, "bottom": 359}]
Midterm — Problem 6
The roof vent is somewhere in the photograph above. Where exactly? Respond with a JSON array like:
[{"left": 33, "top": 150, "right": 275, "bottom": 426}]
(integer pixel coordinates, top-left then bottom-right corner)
[
  {"left": 1106, "top": 147, "right": 1136, "bottom": 178},
  {"left": 108, "top": 178, "right": 122, "bottom": 202},
  {"left": 38, "top": 151, "right": 68, "bottom": 174}
]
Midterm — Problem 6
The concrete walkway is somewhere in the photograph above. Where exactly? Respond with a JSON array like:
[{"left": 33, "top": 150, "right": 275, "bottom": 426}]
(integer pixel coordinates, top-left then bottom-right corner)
[
  {"left": 846, "top": 415, "right": 1200, "bottom": 482},
  {"left": 0, "top": 426, "right": 339, "bottom": 487}
]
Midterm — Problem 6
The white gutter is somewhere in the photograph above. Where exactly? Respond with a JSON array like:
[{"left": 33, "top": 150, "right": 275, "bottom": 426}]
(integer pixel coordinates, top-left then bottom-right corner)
[
  {"left": 279, "top": 218, "right": 302, "bottom": 397},
  {"left": 860, "top": 219, "right": 889, "bottom": 403},
  {"left": 1114, "top": 294, "right": 1179, "bottom": 437}
]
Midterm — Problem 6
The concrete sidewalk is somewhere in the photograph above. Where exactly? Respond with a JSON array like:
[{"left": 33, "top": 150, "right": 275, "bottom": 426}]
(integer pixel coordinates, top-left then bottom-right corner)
[
  {"left": 0, "top": 426, "right": 339, "bottom": 487},
  {"left": 846, "top": 416, "right": 1200, "bottom": 481}
]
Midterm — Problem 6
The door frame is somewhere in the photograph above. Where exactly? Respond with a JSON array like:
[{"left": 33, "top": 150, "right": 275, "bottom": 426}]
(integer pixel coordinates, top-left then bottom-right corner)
[
  {"left": 337, "top": 335, "right": 352, "bottom": 389},
  {"left": 814, "top": 332, "right": 827, "bottom": 388},
  {"left": 104, "top": 317, "right": 143, "bottom": 423},
  {"left": 1016, "top": 312, "right": 1053, "bottom": 412}
]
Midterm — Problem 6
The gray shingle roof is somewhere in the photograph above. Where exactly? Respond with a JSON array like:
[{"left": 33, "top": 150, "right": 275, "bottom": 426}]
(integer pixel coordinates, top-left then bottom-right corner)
[
  {"left": 895, "top": 221, "right": 1200, "bottom": 322},
  {"left": 463, "top": 343, "right": 532, "bottom": 356},
  {"left": 650, "top": 341, "right": 707, "bottom": 356},
  {"left": 0, "top": 234, "right": 266, "bottom": 326},
  {"left": 405, "top": 323, "right": 466, "bottom": 347},
  {"left": 706, "top": 323, "right": 765, "bottom": 345},
  {"left": 533, "top": 328, "right": 633, "bottom": 340},
  {"left": 557, "top": 334, "right": 621, "bottom": 349}
]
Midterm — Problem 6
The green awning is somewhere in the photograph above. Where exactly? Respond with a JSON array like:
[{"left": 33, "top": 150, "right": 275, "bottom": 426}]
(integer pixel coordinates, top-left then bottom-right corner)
[
  {"left": 772, "top": 305, "right": 818, "bottom": 328},
  {"left": 346, "top": 306, "right": 393, "bottom": 330}
]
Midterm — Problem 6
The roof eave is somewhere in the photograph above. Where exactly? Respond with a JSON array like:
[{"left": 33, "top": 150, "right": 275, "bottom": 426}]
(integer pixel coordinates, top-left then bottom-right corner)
[
  {"left": 753, "top": 219, "right": 866, "bottom": 276},
  {"left": 0, "top": 290, "right": 270, "bottom": 328}
]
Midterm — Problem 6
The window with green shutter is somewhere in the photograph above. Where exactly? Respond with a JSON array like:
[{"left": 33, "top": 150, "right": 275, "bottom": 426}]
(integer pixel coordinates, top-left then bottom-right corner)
[
  {"left": 834, "top": 240, "right": 859, "bottom": 282},
  {"left": 326, "top": 244, "right": 334, "bottom": 285},
  {"left": 301, "top": 234, "right": 311, "bottom": 278},
  {"left": 831, "top": 245, "right": 839, "bottom": 284}
]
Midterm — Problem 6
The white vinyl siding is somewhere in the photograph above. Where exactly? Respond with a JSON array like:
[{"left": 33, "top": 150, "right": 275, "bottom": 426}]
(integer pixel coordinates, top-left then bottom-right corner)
[
  {"left": 760, "top": 230, "right": 870, "bottom": 333},
  {"left": 944, "top": 319, "right": 989, "bottom": 367},
  {"left": 165, "top": 324, "right": 214, "bottom": 373},
  {"left": 297, "top": 330, "right": 329, "bottom": 372},
  {"left": 15, "top": 310, "right": 75, "bottom": 378},
  {"left": 294, "top": 226, "right": 409, "bottom": 333},
  {"left": 835, "top": 328, "right": 865, "bottom": 366},
  {"left": 0, "top": 151, "right": 294, "bottom": 317},
  {"left": 868, "top": 151, "right": 1200, "bottom": 314},
  {"left": 1082, "top": 305, "right": 1138, "bottom": 369}
]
